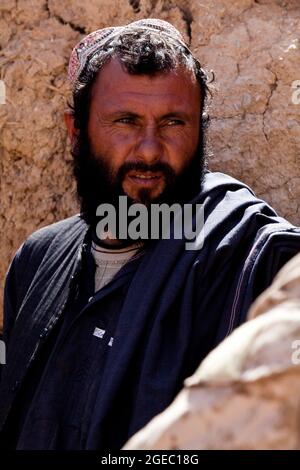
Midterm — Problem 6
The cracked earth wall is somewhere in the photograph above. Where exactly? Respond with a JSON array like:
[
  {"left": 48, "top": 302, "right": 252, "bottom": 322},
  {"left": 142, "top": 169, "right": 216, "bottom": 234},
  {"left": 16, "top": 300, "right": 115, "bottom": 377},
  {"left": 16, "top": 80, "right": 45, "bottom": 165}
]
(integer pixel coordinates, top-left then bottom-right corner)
[{"left": 0, "top": 0, "right": 300, "bottom": 327}]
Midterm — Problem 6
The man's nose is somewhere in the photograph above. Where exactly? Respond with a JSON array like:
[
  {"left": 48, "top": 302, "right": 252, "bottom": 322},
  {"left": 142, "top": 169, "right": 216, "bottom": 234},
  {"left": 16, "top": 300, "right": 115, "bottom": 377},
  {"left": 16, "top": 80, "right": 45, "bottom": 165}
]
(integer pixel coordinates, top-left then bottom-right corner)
[{"left": 134, "top": 125, "right": 163, "bottom": 164}]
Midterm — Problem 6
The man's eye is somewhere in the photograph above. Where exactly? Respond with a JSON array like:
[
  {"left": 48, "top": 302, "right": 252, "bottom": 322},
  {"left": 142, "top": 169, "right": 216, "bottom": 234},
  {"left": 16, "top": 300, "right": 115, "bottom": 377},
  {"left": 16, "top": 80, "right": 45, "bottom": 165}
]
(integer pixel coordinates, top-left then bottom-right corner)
[
  {"left": 115, "top": 117, "right": 135, "bottom": 124},
  {"left": 165, "top": 119, "right": 184, "bottom": 126}
]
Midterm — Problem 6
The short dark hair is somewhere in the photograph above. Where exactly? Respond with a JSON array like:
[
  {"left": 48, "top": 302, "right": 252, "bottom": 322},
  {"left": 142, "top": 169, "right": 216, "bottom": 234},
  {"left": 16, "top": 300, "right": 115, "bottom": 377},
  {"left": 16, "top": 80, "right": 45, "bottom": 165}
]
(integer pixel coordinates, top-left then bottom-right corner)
[{"left": 68, "top": 28, "right": 214, "bottom": 133}]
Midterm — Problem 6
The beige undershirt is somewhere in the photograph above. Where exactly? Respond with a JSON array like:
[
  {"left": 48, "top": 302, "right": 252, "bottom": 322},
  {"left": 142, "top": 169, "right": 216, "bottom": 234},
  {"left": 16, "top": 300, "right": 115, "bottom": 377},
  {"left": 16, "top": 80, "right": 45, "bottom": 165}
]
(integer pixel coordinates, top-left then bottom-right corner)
[{"left": 91, "top": 240, "right": 144, "bottom": 293}]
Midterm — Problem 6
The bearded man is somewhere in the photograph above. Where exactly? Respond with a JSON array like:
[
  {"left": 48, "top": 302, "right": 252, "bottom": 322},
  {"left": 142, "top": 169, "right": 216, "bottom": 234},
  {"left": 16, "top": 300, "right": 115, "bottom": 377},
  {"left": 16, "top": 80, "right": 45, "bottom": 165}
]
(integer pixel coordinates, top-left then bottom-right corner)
[{"left": 0, "top": 19, "right": 299, "bottom": 450}]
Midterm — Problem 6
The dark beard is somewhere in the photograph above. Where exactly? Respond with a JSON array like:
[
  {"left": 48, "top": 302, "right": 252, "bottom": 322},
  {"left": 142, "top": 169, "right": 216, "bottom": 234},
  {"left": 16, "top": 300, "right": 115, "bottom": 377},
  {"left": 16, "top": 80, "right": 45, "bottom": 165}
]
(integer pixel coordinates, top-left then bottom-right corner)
[{"left": 71, "top": 127, "right": 207, "bottom": 229}]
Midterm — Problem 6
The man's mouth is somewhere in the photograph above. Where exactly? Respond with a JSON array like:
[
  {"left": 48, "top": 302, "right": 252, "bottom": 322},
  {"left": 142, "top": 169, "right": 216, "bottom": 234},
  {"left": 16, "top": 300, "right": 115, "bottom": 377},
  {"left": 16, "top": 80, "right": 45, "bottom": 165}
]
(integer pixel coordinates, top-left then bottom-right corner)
[{"left": 127, "top": 171, "right": 163, "bottom": 186}]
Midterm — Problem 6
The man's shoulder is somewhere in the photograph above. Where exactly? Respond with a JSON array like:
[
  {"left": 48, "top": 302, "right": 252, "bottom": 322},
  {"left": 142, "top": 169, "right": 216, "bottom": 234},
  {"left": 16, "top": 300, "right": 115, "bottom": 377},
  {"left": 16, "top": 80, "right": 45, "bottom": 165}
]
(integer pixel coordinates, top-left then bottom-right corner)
[
  {"left": 26, "top": 213, "right": 86, "bottom": 243},
  {"left": 18, "top": 214, "right": 88, "bottom": 262},
  {"left": 201, "top": 171, "right": 255, "bottom": 195}
]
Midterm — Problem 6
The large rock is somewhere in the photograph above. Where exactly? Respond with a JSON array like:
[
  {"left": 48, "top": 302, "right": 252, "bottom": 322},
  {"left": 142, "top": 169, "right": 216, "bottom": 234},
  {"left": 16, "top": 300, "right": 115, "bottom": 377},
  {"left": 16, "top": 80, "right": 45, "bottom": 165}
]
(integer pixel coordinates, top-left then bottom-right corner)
[
  {"left": 123, "top": 253, "right": 300, "bottom": 449},
  {"left": 1, "top": 0, "right": 300, "bottom": 328}
]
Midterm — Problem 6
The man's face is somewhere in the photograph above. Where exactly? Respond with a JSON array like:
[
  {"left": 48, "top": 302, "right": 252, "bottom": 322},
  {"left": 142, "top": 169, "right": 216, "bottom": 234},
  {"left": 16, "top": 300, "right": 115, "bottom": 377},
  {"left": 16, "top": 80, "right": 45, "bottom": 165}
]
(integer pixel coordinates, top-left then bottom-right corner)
[{"left": 86, "top": 58, "right": 202, "bottom": 205}]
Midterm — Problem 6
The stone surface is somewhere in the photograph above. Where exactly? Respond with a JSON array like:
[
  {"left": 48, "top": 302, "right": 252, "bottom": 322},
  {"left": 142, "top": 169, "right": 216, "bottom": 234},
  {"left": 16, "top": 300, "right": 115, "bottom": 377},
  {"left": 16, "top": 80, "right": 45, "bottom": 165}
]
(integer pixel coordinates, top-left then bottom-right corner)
[
  {"left": 123, "top": 253, "right": 300, "bottom": 450},
  {"left": 1, "top": 0, "right": 300, "bottom": 327}
]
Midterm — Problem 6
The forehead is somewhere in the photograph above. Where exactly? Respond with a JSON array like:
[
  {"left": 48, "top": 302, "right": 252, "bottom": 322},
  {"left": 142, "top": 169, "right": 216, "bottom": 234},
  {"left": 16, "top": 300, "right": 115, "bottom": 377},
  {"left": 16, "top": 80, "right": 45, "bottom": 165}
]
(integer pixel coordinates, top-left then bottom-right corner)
[{"left": 89, "top": 58, "right": 201, "bottom": 113}]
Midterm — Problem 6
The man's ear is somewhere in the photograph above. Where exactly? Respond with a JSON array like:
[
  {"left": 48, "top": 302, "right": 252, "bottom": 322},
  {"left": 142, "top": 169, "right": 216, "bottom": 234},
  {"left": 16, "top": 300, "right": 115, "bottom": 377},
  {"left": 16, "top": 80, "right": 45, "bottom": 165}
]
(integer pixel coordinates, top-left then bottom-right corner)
[{"left": 64, "top": 110, "right": 79, "bottom": 142}]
